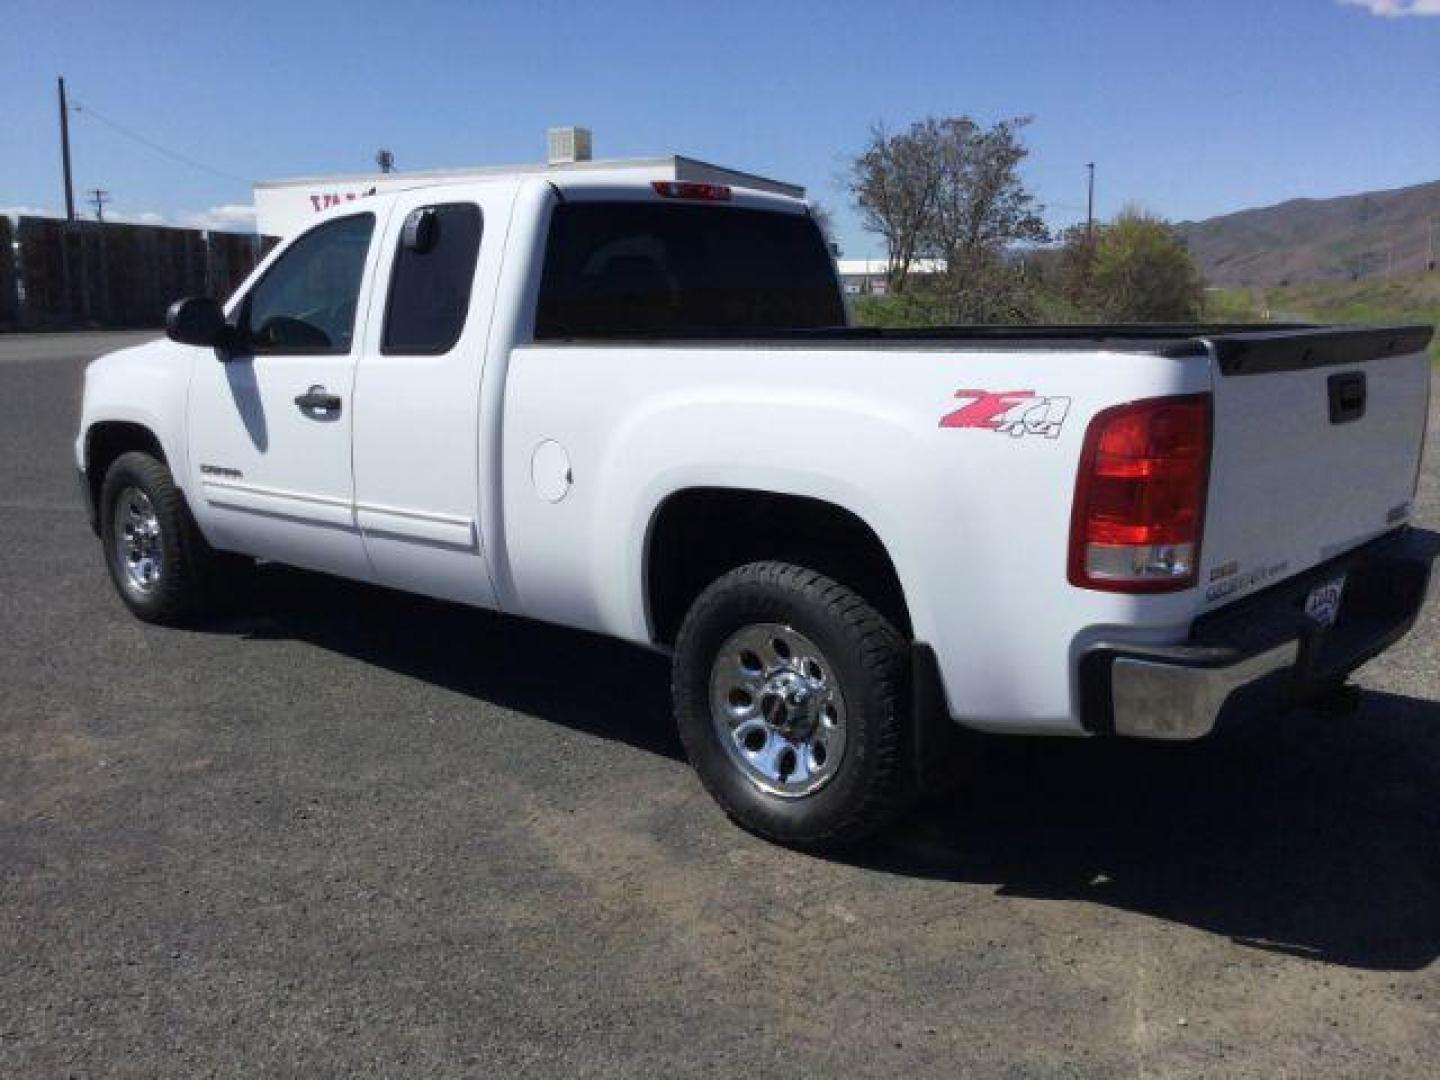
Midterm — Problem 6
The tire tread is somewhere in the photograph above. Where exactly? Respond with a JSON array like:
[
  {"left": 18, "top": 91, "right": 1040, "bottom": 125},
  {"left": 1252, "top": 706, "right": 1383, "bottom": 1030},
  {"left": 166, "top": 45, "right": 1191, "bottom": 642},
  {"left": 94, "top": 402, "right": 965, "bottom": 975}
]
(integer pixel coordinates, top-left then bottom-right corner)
[
  {"left": 673, "top": 560, "right": 912, "bottom": 850},
  {"left": 100, "top": 451, "right": 232, "bottom": 625}
]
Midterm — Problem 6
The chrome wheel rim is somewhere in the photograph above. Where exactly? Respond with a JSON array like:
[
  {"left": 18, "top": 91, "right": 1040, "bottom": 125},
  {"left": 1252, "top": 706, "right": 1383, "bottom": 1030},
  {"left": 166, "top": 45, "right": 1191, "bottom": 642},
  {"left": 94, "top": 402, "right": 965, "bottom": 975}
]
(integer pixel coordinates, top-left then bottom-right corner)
[
  {"left": 708, "top": 623, "right": 847, "bottom": 798},
  {"left": 112, "top": 487, "right": 163, "bottom": 597}
]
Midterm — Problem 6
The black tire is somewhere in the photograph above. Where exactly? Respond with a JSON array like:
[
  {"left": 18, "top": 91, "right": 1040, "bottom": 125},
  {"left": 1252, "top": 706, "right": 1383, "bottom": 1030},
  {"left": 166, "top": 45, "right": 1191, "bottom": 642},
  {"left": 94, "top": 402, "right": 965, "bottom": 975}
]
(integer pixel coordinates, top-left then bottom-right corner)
[
  {"left": 98, "top": 451, "right": 239, "bottom": 625},
  {"left": 672, "top": 561, "right": 913, "bottom": 851}
]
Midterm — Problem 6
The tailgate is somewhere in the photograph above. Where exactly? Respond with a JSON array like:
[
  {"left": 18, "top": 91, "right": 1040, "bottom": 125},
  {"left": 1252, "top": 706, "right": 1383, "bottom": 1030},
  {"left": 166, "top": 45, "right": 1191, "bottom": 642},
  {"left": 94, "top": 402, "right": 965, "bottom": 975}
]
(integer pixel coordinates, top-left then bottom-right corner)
[{"left": 1199, "top": 325, "right": 1433, "bottom": 610}]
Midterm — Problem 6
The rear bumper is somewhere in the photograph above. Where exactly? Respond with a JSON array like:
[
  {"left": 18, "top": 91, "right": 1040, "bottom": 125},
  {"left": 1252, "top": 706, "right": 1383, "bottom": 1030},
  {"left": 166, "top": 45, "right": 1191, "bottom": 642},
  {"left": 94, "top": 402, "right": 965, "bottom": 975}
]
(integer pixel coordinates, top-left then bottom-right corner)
[{"left": 1079, "top": 527, "right": 1438, "bottom": 739}]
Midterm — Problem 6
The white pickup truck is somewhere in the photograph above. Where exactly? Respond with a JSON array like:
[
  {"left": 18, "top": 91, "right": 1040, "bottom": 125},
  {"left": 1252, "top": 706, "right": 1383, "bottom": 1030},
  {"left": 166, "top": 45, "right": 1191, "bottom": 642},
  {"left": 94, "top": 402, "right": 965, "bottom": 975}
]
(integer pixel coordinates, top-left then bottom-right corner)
[{"left": 77, "top": 175, "right": 1436, "bottom": 849}]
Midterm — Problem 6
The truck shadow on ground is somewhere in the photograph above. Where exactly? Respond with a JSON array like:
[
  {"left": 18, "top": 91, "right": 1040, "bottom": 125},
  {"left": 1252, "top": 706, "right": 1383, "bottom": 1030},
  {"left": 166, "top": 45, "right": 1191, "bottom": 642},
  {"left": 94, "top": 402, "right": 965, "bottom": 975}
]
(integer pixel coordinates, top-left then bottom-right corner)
[
  {"left": 232, "top": 565, "right": 1440, "bottom": 973},
  {"left": 232, "top": 566, "right": 684, "bottom": 760},
  {"left": 858, "top": 697, "right": 1440, "bottom": 973}
]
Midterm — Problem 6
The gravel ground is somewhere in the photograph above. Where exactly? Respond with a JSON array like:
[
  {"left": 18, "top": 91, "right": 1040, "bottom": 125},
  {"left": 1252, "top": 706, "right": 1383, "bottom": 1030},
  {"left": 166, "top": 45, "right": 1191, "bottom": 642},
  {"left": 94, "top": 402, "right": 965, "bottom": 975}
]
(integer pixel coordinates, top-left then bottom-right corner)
[{"left": 1, "top": 331, "right": 1437, "bottom": 1078}]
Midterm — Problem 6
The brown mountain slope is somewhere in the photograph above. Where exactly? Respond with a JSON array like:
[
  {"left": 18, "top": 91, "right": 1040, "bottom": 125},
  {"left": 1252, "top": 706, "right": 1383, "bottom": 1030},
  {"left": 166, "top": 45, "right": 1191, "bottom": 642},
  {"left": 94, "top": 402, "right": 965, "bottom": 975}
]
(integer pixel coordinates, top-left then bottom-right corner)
[{"left": 1175, "top": 178, "right": 1440, "bottom": 287}]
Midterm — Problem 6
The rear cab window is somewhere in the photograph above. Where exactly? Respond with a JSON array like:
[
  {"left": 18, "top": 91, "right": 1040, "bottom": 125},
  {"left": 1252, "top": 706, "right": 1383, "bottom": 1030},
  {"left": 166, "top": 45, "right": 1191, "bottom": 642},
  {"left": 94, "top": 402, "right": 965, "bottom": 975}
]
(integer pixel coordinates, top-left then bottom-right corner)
[{"left": 534, "top": 201, "right": 843, "bottom": 339}]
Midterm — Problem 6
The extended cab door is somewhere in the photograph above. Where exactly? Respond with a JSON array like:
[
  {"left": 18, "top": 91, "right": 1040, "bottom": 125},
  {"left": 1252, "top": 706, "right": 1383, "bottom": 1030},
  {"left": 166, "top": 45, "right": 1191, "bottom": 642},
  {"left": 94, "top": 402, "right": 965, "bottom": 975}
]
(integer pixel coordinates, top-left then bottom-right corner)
[
  {"left": 349, "top": 191, "right": 505, "bottom": 607},
  {"left": 187, "top": 211, "right": 383, "bottom": 580}
]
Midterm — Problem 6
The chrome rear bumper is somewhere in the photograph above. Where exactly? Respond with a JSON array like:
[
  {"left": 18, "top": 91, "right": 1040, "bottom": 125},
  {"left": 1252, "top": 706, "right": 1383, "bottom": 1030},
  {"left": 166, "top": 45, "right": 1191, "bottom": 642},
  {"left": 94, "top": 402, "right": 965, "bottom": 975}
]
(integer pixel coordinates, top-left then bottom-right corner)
[
  {"left": 1109, "top": 641, "right": 1300, "bottom": 740},
  {"left": 1080, "top": 528, "right": 1437, "bottom": 740}
]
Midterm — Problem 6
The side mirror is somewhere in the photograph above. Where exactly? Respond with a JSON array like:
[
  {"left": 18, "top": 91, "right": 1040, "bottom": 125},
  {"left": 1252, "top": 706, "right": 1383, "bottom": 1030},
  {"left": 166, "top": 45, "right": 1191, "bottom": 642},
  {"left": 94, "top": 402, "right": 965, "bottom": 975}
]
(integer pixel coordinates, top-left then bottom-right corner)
[
  {"left": 401, "top": 208, "right": 438, "bottom": 254},
  {"left": 165, "top": 296, "right": 228, "bottom": 349}
]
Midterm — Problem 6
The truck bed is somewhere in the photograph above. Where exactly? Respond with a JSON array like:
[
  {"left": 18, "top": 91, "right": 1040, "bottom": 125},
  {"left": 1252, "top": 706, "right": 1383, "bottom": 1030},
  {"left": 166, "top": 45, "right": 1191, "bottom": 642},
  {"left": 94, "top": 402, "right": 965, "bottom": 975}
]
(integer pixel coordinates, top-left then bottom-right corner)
[{"left": 552, "top": 322, "right": 1434, "bottom": 372}]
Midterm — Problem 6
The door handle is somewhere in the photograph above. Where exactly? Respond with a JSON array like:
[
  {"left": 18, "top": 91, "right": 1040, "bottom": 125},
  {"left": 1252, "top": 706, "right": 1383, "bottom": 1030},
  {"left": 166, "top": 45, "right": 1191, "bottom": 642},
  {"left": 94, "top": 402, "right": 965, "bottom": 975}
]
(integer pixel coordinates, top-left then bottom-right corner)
[{"left": 294, "top": 385, "right": 342, "bottom": 418}]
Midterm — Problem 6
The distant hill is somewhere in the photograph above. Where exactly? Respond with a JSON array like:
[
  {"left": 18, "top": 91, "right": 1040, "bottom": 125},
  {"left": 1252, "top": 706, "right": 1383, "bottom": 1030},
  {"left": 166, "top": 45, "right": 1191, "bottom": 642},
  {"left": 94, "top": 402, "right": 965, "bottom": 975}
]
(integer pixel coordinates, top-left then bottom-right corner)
[
  {"left": 1175, "top": 179, "right": 1440, "bottom": 287},
  {"left": 1205, "top": 273, "right": 1440, "bottom": 362}
]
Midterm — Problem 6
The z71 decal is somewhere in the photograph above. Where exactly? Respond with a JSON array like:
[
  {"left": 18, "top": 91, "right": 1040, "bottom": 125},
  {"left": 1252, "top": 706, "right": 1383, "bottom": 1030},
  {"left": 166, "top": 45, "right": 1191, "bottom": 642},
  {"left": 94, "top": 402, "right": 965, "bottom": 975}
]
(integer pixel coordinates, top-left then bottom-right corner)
[{"left": 939, "top": 389, "right": 1071, "bottom": 439}]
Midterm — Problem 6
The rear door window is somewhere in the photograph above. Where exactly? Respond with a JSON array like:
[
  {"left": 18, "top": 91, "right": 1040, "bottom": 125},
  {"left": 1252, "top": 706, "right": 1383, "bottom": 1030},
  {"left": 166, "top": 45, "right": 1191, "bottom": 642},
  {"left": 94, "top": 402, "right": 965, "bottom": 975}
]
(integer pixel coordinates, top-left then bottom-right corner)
[
  {"left": 382, "top": 203, "right": 483, "bottom": 354},
  {"left": 535, "top": 202, "right": 843, "bottom": 339}
]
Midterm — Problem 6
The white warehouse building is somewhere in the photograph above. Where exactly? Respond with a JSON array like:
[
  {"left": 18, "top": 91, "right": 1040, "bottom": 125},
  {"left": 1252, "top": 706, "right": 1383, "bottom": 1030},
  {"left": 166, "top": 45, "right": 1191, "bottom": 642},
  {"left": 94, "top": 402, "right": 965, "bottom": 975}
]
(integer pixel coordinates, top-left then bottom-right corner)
[
  {"left": 253, "top": 127, "right": 806, "bottom": 239},
  {"left": 835, "top": 258, "right": 947, "bottom": 296}
]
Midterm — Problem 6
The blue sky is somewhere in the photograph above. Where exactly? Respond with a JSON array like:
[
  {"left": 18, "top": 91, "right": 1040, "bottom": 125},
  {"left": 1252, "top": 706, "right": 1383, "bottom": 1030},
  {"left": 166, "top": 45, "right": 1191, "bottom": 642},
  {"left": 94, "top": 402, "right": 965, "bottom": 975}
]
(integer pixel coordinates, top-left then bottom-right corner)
[{"left": 5, "top": 0, "right": 1438, "bottom": 255}]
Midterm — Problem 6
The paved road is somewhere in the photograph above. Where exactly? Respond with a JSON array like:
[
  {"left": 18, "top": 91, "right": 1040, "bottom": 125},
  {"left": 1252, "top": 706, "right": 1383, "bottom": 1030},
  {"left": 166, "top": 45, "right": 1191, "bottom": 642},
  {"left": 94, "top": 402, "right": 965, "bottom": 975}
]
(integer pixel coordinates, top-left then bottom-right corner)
[{"left": 2, "top": 332, "right": 1438, "bottom": 1077}]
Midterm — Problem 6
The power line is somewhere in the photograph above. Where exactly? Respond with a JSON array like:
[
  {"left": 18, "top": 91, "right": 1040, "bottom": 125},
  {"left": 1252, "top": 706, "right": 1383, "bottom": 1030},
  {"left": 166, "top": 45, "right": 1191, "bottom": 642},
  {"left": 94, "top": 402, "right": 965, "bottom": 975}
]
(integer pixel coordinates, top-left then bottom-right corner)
[{"left": 69, "top": 97, "right": 248, "bottom": 184}]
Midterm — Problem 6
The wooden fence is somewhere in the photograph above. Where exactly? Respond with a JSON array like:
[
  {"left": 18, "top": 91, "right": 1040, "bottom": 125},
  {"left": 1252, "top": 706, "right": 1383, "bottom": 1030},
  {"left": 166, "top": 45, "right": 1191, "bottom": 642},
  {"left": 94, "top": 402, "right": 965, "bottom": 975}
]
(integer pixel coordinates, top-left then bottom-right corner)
[{"left": 0, "top": 217, "right": 277, "bottom": 331}]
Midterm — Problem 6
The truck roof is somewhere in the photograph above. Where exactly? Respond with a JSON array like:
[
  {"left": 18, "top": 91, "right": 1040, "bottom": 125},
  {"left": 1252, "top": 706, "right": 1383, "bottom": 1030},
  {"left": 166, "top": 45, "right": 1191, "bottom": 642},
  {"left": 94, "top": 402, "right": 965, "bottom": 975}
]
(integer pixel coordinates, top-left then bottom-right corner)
[
  {"left": 301, "top": 173, "right": 813, "bottom": 217},
  {"left": 254, "top": 154, "right": 805, "bottom": 199}
]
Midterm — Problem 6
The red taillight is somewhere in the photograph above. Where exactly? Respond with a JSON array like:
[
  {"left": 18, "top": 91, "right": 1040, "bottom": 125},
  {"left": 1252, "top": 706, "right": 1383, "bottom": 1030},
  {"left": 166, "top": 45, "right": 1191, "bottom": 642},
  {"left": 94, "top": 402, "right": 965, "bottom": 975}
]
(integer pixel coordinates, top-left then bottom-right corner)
[
  {"left": 1068, "top": 394, "right": 1212, "bottom": 592},
  {"left": 651, "top": 180, "right": 731, "bottom": 202}
]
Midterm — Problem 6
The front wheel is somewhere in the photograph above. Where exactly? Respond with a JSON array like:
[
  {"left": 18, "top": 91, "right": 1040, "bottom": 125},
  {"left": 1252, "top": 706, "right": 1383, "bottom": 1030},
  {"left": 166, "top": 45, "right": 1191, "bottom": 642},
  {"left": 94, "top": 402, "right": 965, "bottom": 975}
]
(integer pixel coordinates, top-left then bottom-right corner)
[
  {"left": 99, "top": 451, "right": 236, "bottom": 625},
  {"left": 672, "top": 562, "right": 913, "bottom": 851}
]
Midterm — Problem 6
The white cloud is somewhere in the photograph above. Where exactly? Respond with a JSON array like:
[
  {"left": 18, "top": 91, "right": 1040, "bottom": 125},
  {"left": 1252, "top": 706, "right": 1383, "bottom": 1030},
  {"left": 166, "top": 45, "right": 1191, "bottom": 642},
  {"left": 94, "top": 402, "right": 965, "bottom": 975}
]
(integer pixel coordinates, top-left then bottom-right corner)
[
  {"left": 1340, "top": 0, "right": 1440, "bottom": 15},
  {"left": 180, "top": 203, "right": 257, "bottom": 233},
  {"left": 0, "top": 205, "right": 59, "bottom": 223},
  {"left": 1, "top": 204, "right": 165, "bottom": 226},
  {"left": 0, "top": 203, "right": 257, "bottom": 233},
  {"left": 105, "top": 209, "right": 168, "bottom": 227}
]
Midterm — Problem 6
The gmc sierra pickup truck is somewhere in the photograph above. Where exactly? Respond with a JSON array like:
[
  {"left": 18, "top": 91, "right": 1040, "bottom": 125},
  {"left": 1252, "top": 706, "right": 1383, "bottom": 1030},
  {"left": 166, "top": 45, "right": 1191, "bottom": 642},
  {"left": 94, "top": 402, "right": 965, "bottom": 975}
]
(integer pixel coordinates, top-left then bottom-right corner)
[{"left": 76, "top": 175, "right": 1437, "bottom": 849}]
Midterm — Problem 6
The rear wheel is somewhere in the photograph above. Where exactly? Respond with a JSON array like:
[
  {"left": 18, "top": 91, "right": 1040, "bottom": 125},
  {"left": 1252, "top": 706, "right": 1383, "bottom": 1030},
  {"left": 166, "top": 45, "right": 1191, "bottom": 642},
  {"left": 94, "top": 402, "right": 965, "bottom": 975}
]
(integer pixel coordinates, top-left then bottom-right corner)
[
  {"left": 673, "top": 561, "right": 913, "bottom": 851},
  {"left": 99, "top": 451, "right": 240, "bottom": 625}
]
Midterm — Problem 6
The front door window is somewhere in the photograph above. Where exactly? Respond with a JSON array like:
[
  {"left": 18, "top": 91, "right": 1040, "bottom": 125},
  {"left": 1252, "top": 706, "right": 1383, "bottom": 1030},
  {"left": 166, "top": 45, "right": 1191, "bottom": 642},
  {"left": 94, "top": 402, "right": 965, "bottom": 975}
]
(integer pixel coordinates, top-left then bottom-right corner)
[{"left": 239, "top": 213, "right": 375, "bottom": 354}]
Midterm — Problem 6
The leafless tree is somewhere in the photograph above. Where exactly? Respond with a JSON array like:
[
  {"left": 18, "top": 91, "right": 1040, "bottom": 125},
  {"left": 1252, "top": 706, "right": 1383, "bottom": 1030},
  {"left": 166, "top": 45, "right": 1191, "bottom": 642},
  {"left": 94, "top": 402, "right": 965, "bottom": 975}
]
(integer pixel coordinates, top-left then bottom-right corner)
[
  {"left": 847, "top": 120, "right": 944, "bottom": 294},
  {"left": 925, "top": 116, "right": 1049, "bottom": 321},
  {"left": 849, "top": 115, "right": 1047, "bottom": 315}
]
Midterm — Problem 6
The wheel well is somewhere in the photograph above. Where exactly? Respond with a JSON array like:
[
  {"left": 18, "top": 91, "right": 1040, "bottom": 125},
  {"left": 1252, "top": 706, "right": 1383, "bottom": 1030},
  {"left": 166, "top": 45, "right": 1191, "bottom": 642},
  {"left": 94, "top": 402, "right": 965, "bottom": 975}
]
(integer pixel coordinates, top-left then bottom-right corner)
[
  {"left": 646, "top": 488, "right": 913, "bottom": 646},
  {"left": 84, "top": 422, "right": 165, "bottom": 525}
]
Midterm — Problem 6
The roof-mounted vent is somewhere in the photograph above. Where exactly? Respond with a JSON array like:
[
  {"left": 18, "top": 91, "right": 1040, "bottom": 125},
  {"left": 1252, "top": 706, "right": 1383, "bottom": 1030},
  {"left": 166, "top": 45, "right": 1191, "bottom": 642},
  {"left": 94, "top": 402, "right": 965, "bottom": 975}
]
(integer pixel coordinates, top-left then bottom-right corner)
[{"left": 546, "top": 126, "right": 593, "bottom": 165}]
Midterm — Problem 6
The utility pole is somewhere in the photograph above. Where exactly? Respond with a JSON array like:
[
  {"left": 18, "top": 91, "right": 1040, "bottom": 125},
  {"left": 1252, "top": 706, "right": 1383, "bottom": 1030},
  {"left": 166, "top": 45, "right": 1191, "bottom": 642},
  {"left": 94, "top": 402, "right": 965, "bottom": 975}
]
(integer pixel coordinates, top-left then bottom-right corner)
[
  {"left": 58, "top": 76, "right": 76, "bottom": 221},
  {"left": 1085, "top": 162, "right": 1095, "bottom": 239},
  {"left": 87, "top": 188, "right": 110, "bottom": 222}
]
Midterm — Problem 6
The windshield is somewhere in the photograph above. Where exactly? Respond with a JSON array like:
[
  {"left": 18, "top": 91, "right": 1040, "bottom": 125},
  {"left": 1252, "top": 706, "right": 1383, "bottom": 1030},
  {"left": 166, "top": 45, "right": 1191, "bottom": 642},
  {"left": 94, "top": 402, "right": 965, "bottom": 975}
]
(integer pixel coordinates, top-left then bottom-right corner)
[{"left": 534, "top": 201, "right": 844, "bottom": 339}]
